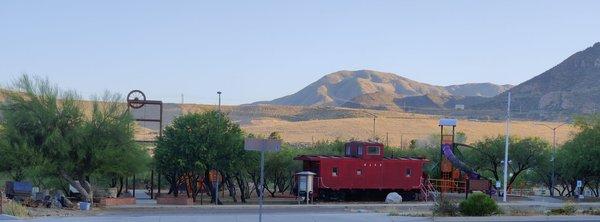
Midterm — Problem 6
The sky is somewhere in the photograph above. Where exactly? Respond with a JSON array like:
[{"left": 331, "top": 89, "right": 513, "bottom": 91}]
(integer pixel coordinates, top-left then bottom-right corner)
[{"left": 1, "top": 1, "right": 600, "bottom": 105}]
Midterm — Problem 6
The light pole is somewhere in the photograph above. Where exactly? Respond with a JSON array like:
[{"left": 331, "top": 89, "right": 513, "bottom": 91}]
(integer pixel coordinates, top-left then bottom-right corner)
[
  {"left": 217, "top": 91, "right": 222, "bottom": 111},
  {"left": 215, "top": 91, "right": 222, "bottom": 205},
  {"left": 503, "top": 92, "right": 511, "bottom": 202},
  {"left": 535, "top": 122, "right": 568, "bottom": 197}
]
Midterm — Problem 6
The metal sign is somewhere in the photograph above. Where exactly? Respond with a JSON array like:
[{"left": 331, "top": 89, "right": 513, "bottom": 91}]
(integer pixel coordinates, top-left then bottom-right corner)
[
  {"left": 244, "top": 138, "right": 282, "bottom": 152},
  {"left": 439, "top": 118, "right": 458, "bottom": 126},
  {"left": 244, "top": 138, "right": 281, "bottom": 222}
]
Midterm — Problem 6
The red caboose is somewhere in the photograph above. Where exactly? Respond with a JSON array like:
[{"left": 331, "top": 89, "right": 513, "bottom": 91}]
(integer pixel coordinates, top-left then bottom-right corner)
[{"left": 294, "top": 141, "right": 429, "bottom": 201}]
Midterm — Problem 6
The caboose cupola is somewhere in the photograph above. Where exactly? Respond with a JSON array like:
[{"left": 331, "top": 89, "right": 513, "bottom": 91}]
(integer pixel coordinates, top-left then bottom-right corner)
[{"left": 344, "top": 141, "right": 384, "bottom": 160}]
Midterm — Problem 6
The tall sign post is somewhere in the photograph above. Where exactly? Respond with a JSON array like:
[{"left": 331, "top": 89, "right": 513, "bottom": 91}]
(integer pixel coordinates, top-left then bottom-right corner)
[
  {"left": 244, "top": 138, "right": 281, "bottom": 222},
  {"left": 127, "top": 90, "right": 163, "bottom": 199}
]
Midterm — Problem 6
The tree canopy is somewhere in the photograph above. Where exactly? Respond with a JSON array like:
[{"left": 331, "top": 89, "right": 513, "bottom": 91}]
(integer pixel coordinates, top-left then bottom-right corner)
[{"left": 0, "top": 75, "right": 149, "bottom": 201}]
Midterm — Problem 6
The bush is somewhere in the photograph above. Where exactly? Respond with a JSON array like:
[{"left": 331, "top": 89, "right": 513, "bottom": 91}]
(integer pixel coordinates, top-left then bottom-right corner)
[
  {"left": 432, "top": 198, "right": 459, "bottom": 216},
  {"left": 3, "top": 201, "right": 29, "bottom": 218},
  {"left": 583, "top": 208, "right": 600, "bottom": 215},
  {"left": 548, "top": 202, "right": 576, "bottom": 215},
  {"left": 459, "top": 192, "right": 501, "bottom": 216}
]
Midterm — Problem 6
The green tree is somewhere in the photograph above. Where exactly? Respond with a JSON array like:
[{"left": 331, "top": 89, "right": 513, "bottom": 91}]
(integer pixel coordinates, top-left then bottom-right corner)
[
  {"left": 558, "top": 114, "right": 600, "bottom": 197},
  {"left": 463, "top": 136, "right": 549, "bottom": 189},
  {"left": 0, "top": 75, "right": 147, "bottom": 202},
  {"left": 155, "top": 111, "right": 245, "bottom": 203}
]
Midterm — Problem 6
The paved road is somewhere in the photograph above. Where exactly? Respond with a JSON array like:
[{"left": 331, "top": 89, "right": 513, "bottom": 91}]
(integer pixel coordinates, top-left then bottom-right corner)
[{"left": 5, "top": 213, "right": 600, "bottom": 222}]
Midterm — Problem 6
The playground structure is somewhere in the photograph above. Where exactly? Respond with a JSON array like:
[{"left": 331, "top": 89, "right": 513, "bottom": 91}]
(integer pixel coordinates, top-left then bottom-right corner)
[{"left": 424, "top": 119, "right": 494, "bottom": 201}]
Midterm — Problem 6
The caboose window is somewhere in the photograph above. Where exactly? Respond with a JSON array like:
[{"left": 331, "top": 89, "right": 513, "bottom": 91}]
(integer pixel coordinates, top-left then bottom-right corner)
[
  {"left": 405, "top": 168, "right": 412, "bottom": 177},
  {"left": 367, "top": 146, "right": 380, "bottom": 155},
  {"left": 332, "top": 167, "right": 339, "bottom": 176},
  {"left": 345, "top": 144, "right": 351, "bottom": 156},
  {"left": 357, "top": 145, "right": 363, "bottom": 156}
]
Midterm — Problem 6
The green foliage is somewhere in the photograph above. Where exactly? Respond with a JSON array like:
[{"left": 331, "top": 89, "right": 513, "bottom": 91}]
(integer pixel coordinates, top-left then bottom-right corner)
[
  {"left": 264, "top": 145, "right": 300, "bottom": 196},
  {"left": 557, "top": 114, "right": 600, "bottom": 196},
  {"left": 432, "top": 198, "right": 459, "bottom": 216},
  {"left": 583, "top": 208, "right": 600, "bottom": 215},
  {"left": 462, "top": 136, "right": 549, "bottom": 188},
  {"left": 459, "top": 192, "right": 501, "bottom": 216},
  {"left": 3, "top": 201, "right": 29, "bottom": 218},
  {"left": 548, "top": 202, "right": 576, "bottom": 215},
  {"left": 155, "top": 111, "right": 246, "bottom": 202},
  {"left": 0, "top": 75, "right": 148, "bottom": 201}
]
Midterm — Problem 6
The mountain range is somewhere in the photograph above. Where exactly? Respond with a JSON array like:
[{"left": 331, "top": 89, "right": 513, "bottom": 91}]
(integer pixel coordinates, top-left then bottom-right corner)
[
  {"left": 476, "top": 42, "right": 600, "bottom": 116},
  {"left": 256, "top": 42, "right": 600, "bottom": 118},
  {"left": 255, "top": 70, "right": 512, "bottom": 110}
]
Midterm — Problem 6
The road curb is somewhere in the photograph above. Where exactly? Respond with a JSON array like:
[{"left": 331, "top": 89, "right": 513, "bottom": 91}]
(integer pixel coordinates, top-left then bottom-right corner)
[{"left": 0, "top": 214, "right": 18, "bottom": 220}]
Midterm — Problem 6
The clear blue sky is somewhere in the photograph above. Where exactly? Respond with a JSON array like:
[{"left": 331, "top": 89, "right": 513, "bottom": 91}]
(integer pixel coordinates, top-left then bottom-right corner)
[{"left": 1, "top": 1, "right": 599, "bottom": 104}]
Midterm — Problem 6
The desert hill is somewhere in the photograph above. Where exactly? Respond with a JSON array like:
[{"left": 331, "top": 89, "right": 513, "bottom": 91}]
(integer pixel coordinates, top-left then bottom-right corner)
[
  {"left": 445, "top": 83, "right": 512, "bottom": 97},
  {"left": 0, "top": 90, "right": 575, "bottom": 146},
  {"left": 256, "top": 70, "right": 511, "bottom": 109},
  {"left": 478, "top": 42, "right": 600, "bottom": 117}
]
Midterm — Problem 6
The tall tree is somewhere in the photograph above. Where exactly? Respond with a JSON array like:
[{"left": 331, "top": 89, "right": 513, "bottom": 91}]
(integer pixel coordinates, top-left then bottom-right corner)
[
  {"left": 463, "top": 136, "right": 549, "bottom": 189},
  {"left": 559, "top": 114, "right": 600, "bottom": 196},
  {"left": 0, "top": 75, "right": 147, "bottom": 202},
  {"left": 155, "top": 111, "right": 245, "bottom": 203}
]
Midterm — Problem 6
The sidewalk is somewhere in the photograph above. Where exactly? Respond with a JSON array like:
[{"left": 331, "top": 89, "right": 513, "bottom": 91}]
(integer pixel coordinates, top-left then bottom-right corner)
[
  {"left": 106, "top": 200, "right": 600, "bottom": 209},
  {"left": 7, "top": 213, "right": 600, "bottom": 222},
  {"left": 0, "top": 214, "right": 18, "bottom": 221}
]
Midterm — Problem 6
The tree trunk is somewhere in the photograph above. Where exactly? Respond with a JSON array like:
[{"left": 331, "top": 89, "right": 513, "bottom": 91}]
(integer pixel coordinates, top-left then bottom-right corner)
[
  {"left": 60, "top": 171, "right": 93, "bottom": 202},
  {"left": 235, "top": 174, "right": 248, "bottom": 203},
  {"left": 225, "top": 175, "right": 237, "bottom": 203},
  {"left": 204, "top": 170, "right": 222, "bottom": 204},
  {"left": 117, "top": 177, "right": 124, "bottom": 197}
]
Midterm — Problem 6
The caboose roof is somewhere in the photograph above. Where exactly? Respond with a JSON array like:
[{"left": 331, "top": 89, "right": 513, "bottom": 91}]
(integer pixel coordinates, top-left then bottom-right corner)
[{"left": 294, "top": 155, "right": 428, "bottom": 162}]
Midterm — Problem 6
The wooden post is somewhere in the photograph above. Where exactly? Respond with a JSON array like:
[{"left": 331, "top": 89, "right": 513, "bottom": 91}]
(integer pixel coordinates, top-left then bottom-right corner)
[
  {"left": 150, "top": 170, "right": 154, "bottom": 199},
  {"left": 133, "top": 174, "right": 136, "bottom": 198}
]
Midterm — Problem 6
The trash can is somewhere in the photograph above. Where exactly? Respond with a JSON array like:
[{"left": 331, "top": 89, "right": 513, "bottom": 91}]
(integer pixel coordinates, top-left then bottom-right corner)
[{"left": 79, "top": 201, "right": 91, "bottom": 211}]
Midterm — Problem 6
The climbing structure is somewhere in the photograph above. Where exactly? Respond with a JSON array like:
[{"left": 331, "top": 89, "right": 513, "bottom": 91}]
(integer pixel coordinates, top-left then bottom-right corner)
[{"left": 431, "top": 119, "right": 494, "bottom": 200}]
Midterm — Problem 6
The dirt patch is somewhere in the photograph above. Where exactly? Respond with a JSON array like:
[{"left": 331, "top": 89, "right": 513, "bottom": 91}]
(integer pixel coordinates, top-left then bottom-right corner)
[{"left": 26, "top": 206, "right": 100, "bottom": 218}]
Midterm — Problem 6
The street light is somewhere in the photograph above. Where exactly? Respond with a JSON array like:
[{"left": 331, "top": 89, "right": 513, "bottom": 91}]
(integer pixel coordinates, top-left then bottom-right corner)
[
  {"left": 217, "top": 91, "right": 222, "bottom": 111},
  {"left": 215, "top": 91, "right": 222, "bottom": 205},
  {"left": 535, "top": 122, "right": 568, "bottom": 197}
]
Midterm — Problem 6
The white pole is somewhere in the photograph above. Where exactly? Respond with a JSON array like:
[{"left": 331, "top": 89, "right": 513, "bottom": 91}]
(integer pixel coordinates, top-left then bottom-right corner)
[
  {"left": 259, "top": 149, "right": 265, "bottom": 222},
  {"left": 503, "top": 92, "right": 511, "bottom": 202}
]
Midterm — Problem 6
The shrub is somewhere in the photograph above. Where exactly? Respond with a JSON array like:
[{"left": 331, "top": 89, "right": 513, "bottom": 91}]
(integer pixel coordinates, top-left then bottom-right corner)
[
  {"left": 583, "top": 208, "right": 600, "bottom": 215},
  {"left": 3, "top": 201, "right": 29, "bottom": 218},
  {"left": 459, "top": 192, "right": 501, "bottom": 216},
  {"left": 548, "top": 202, "right": 576, "bottom": 215},
  {"left": 432, "top": 198, "right": 459, "bottom": 216}
]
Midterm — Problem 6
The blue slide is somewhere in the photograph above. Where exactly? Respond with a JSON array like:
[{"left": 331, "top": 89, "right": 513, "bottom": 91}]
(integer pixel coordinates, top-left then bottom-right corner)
[{"left": 442, "top": 143, "right": 481, "bottom": 180}]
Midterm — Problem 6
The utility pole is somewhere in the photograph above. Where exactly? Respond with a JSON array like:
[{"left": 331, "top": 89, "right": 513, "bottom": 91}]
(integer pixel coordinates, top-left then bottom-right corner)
[
  {"left": 363, "top": 111, "right": 377, "bottom": 141},
  {"left": 503, "top": 92, "right": 511, "bottom": 202},
  {"left": 535, "top": 122, "right": 567, "bottom": 197},
  {"left": 386, "top": 133, "right": 389, "bottom": 147},
  {"left": 400, "top": 134, "right": 404, "bottom": 150},
  {"left": 373, "top": 116, "right": 376, "bottom": 140},
  {"left": 181, "top": 93, "right": 184, "bottom": 104}
]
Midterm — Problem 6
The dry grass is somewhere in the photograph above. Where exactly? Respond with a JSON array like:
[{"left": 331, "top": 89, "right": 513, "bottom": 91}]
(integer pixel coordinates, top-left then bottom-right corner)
[{"left": 241, "top": 116, "right": 576, "bottom": 147}]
